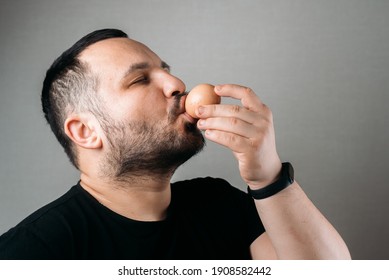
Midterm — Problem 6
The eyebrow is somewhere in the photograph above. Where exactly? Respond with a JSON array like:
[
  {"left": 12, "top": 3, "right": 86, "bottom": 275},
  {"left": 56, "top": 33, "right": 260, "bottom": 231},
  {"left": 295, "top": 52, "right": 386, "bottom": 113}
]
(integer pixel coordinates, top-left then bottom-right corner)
[{"left": 122, "top": 61, "right": 170, "bottom": 80}]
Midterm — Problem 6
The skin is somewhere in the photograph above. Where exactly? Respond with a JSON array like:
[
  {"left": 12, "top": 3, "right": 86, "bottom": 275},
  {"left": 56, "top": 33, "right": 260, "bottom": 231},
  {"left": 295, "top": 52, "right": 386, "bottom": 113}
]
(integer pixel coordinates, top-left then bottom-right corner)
[
  {"left": 64, "top": 37, "right": 351, "bottom": 259},
  {"left": 196, "top": 87, "right": 351, "bottom": 259}
]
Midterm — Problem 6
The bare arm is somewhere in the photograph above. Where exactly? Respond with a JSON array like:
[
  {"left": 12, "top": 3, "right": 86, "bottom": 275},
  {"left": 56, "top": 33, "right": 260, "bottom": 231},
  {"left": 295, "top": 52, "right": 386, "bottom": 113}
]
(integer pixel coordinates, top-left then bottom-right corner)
[
  {"left": 250, "top": 181, "right": 350, "bottom": 259},
  {"left": 196, "top": 84, "right": 351, "bottom": 259}
]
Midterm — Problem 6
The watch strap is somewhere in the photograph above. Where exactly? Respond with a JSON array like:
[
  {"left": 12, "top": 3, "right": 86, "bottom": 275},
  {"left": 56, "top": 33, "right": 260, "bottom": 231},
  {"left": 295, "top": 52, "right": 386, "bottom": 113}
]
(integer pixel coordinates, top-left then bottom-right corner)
[{"left": 247, "top": 162, "right": 294, "bottom": 200}]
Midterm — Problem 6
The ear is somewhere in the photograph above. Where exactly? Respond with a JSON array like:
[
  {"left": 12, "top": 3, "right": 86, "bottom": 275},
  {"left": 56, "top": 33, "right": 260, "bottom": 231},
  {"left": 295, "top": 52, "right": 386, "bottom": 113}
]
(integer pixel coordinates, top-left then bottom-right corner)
[{"left": 64, "top": 113, "right": 102, "bottom": 149}]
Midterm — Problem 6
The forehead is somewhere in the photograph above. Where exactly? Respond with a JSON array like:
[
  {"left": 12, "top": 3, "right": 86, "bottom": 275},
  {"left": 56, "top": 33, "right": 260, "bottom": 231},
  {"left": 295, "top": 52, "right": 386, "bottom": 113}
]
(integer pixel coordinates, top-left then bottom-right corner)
[{"left": 78, "top": 37, "right": 161, "bottom": 73}]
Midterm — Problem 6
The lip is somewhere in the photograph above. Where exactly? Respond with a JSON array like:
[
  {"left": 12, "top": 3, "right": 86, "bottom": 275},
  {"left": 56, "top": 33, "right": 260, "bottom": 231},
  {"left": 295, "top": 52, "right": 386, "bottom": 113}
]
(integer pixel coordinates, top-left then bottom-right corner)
[
  {"left": 183, "top": 112, "right": 197, "bottom": 123},
  {"left": 180, "top": 94, "right": 197, "bottom": 123}
]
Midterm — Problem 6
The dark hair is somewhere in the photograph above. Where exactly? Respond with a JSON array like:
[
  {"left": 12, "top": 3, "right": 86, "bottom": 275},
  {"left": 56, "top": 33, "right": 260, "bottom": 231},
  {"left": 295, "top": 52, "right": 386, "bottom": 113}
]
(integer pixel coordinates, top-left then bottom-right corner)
[{"left": 41, "top": 28, "right": 128, "bottom": 168}]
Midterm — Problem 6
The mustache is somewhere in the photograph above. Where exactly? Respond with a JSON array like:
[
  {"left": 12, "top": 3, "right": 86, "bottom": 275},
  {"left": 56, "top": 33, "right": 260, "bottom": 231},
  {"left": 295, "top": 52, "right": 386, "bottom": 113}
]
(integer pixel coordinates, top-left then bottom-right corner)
[
  {"left": 175, "top": 91, "right": 188, "bottom": 99},
  {"left": 168, "top": 91, "right": 188, "bottom": 123}
]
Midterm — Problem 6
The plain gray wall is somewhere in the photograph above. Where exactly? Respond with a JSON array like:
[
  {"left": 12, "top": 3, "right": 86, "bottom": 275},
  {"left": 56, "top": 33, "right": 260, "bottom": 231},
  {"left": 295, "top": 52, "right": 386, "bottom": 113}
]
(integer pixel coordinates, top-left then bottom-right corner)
[{"left": 0, "top": 0, "right": 388, "bottom": 259}]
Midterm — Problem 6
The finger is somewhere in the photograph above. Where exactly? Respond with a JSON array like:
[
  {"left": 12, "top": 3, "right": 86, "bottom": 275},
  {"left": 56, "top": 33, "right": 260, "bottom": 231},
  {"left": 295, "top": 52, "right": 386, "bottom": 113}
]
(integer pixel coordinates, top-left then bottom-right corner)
[
  {"left": 204, "top": 129, "right": 251, "bottom": 154},
  {"left": 215, "top": 84, "right": 264, "bottom": 112},
  {"left": 198, "top": 116, "right": 259, "bottom": 139},
  {"left": 196, "top": 103, "right": 258, "bottom": 124}
]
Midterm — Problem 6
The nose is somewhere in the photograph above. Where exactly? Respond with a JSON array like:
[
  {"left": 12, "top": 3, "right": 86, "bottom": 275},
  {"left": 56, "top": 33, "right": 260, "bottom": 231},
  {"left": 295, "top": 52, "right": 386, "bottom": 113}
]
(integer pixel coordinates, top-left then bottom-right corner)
[{"left": 160, "top": 71, "right": 186, "bottom": 98}]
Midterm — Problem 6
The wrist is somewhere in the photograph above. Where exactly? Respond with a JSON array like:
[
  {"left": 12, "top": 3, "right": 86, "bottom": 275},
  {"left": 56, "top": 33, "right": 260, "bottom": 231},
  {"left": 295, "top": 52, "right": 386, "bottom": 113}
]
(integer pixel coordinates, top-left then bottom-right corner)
[
  {"left": 247, "top": 161, "right": 283, "bottom": 190},
  {"left": 247, "top": 162, "right": 294, "bottom": 200}
]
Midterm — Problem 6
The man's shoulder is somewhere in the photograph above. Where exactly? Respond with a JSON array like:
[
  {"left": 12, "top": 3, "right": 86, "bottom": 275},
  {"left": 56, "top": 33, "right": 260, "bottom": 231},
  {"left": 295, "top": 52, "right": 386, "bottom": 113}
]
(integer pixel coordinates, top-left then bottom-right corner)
[
  {"left": 172, "top": 176, "right": 234, "bottom": 192},
  {"left": 0, "top": 183, "right": 85, "bottom": 259},
  {"left": 171, "top": 177, "right": 248, "bottom": 203},
  {"left": 172, "top": 176, "right": 231, "bottom": 187},
  {"left": 10, "top": 184, "right": 84, "bottom": 228},
  {"left": 169, "top": 177, "right": 264, "bottom": 248},
  {"left": 0, "top": 184, "right": 88, "bottom": 240}
]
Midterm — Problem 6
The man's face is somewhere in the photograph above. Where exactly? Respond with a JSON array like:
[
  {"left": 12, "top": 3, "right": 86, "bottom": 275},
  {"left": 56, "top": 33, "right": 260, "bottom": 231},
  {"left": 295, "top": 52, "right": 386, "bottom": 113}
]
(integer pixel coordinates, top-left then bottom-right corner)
[{"left": 79, "top": 38, "right": 204, "bottom": 179}]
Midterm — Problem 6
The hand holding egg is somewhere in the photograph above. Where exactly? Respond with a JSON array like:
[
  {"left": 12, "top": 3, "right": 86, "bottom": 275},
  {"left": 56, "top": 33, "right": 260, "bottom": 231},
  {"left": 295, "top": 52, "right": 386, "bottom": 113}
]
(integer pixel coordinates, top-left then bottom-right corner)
[{"left": 185, "top": 84, "right": 221, "bottom": 119}]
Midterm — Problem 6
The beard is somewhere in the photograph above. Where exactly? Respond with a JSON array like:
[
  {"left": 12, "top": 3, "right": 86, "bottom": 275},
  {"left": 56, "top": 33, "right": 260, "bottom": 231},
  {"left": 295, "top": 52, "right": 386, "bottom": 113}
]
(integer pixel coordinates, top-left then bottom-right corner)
[{"left": 99, "top": 94, "right": 205, "bottom": 181}]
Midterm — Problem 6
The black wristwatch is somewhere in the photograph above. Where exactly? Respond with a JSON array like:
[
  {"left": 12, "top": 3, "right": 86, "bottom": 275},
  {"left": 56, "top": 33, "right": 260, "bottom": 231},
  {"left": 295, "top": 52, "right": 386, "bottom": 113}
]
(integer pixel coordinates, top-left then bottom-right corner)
[{"left": 247, "top": 162, "right": 294, "bottom": 200}]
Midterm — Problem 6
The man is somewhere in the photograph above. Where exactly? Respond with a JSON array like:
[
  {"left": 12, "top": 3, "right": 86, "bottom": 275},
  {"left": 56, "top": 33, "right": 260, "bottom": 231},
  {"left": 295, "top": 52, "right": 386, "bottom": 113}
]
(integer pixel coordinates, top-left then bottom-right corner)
[{"left": 0, "top": 29, "right": 350, "bottom": 259}]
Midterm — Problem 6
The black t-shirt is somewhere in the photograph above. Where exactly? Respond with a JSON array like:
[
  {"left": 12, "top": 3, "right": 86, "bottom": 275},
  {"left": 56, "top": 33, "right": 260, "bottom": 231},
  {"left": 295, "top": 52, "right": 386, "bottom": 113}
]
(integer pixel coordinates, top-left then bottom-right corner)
[{"left": 0, "top": 177, "right": 265, "bottom": 259}]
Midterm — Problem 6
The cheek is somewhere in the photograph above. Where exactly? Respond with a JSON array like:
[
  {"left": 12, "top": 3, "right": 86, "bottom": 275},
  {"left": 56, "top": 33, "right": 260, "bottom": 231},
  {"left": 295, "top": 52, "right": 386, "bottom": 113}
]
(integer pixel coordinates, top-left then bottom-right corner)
[
  {"left": 101, "top": 86, "right": 170, "bottom": 123},
  {"left": 142, "top": 93, "right": 171, "bottom": 118},
  {"left": 119, "top": 96, "right": 169, "bottom": 123},
  {"left": 111, "top": 103, "right": 139, "bottom": 121}
]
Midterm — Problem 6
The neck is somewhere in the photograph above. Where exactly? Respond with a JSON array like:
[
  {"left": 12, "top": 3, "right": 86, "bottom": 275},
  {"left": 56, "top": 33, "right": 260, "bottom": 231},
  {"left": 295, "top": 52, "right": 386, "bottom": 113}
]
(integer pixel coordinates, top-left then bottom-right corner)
[{"left": 79, "top": 171, "right": 172, "bottom": 221}]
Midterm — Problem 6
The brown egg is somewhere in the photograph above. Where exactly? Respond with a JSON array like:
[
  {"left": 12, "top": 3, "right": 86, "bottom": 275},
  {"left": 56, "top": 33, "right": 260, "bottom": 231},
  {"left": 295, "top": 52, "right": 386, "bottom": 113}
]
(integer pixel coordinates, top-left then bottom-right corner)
[{"left": 185, "top": 84, "right": 221, "bottom": 118}]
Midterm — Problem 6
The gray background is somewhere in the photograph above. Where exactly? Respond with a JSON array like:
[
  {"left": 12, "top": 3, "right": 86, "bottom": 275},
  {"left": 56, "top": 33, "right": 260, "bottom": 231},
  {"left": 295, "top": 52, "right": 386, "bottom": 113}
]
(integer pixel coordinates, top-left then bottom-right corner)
[{"left": 0, "top": 0, "right": 388, "bottom": 259}]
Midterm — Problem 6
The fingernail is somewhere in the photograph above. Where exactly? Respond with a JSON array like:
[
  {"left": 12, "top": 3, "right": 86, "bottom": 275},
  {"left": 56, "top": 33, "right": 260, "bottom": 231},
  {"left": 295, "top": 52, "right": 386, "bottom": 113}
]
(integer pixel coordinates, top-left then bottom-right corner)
[
  {"left": 197, "top": 106, "right": 204, "bottom": 116},
  {"left": 198, "top": 119, "right": 205, "bottom": 126},
  {"left": 215, "top": 85, "right": 222, "bottom": 92}
]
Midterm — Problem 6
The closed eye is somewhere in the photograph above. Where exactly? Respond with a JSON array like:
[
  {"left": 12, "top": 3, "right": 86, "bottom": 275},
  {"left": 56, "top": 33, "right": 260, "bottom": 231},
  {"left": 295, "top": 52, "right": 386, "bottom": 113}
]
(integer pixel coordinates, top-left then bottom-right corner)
[{"left": 131, "top": 75, "right": 149, "bottom": 85}]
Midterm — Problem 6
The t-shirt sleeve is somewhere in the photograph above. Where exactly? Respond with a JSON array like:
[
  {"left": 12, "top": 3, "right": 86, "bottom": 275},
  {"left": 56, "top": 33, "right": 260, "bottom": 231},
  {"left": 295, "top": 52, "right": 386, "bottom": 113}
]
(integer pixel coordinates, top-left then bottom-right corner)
[
  {"left": 0, "top": 226, "right": 54, "bottom": 259},
  {"left": 219, "top": 178, "right": 266, "bottom": 245},
  {"left": 0, "top": 204, "right": 75, "bottom": 260},
  {"left": 240, "top": 186, "right": 266, "bottom": 245}
]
